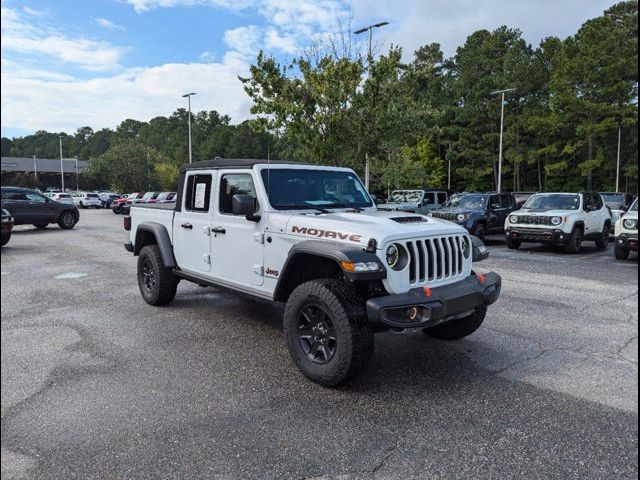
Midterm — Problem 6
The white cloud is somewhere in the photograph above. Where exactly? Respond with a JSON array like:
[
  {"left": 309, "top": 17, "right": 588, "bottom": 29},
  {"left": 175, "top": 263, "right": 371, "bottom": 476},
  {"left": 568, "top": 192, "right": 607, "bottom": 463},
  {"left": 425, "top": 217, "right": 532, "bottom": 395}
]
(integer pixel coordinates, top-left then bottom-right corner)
[
  {"left": 199, "top": 50, "right": 216, "bottom": 62},
  {"left": 1, "top": 6, "right": 125, "bottom": 71},
  {"left": 264, "top": 28, "right": 298, "bottom": 54},
  {"left": 223, "top": 25, "right": 261, "bottom": 57},
  {"left": 124, "top": 0, "right": 254, "bottom": 14},
  {"left": 93, "top": 17, "right": 126, "bottom": 31},
  {"left": 1, "top": 61, "right": 253, "bottom": 133}
]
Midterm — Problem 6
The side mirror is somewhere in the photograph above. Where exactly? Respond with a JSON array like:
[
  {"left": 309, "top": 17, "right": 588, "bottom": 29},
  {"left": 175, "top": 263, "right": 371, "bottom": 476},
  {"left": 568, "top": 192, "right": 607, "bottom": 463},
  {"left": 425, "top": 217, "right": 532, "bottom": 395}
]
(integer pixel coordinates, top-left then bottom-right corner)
[
  {"left": 232, "top": 194, "right": 260, "bottom": 221},
  {"left": 471, "top": 235, "right": 489, "bottom": 262},
  {"left": 621, "top": 205, "right": 630, "bottom": 213}
]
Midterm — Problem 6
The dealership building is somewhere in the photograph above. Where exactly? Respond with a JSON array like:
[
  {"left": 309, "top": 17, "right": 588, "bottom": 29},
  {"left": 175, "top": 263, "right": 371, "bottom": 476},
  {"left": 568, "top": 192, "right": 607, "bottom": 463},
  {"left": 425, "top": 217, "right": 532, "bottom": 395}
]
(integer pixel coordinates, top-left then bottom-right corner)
[{"left": 1, "top": 157, "right": 89, "bottom": 190}]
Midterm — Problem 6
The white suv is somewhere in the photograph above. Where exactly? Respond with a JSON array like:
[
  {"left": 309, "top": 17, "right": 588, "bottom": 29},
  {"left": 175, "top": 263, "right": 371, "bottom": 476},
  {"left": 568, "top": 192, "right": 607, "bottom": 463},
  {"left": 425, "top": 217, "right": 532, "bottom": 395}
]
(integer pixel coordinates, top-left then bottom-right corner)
[
  {"left": 73, "top": 192, "right": 102, "bottom": 208},
  {"left": 505, "top": 192, "right": 611, "bottom": 254},
  {"left": 614, "top": 198, "right": 638, "bottom": 260}
]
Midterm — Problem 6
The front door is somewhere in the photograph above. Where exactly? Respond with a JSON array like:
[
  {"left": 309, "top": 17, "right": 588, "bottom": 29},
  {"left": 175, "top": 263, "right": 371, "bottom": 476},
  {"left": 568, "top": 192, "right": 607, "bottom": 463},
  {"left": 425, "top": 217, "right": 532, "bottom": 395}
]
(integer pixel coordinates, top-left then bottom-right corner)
[
  {"left": 172, "top": 172, "right": 215, "bottom": 274},
  {"left": 210, "top": 171, "right": 264, "bottom": 286},
  {"left": 25, "top": 191, "right": 56, "bottom": 223}
]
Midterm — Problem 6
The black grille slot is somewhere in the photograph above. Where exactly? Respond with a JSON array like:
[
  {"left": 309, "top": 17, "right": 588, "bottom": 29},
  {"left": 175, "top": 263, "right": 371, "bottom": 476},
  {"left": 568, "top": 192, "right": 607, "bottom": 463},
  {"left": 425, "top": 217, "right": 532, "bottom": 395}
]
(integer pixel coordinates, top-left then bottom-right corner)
[
  {"left": 391, "top": 216, "right": 427, "bottom": 224},
  {"left": 407, "top": 241, "right": 416, "bottom": 283},
  {"left": 517, "top": 215, "right": 553, "bottom": 225},
  {"left": 416, "top": 241, "right": 426, "bottom": 282}
]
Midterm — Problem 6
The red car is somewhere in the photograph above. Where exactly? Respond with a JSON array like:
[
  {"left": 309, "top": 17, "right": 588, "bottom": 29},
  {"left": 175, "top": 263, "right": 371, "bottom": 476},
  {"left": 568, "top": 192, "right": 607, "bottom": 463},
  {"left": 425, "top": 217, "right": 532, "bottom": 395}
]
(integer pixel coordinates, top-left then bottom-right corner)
[{"left": 112, "top": 193, "right": 145, "bottom": 214}]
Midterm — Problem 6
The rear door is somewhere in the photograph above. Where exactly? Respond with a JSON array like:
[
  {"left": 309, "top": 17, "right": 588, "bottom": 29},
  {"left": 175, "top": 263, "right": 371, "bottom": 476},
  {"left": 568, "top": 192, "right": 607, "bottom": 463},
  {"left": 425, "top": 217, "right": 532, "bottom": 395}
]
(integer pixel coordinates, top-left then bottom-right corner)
[
  {"left": 210, "top": 171, "right": 264, "bottom": 287},
  {"left": 172, "top": 172, "right": 215, "bottom": 274}
]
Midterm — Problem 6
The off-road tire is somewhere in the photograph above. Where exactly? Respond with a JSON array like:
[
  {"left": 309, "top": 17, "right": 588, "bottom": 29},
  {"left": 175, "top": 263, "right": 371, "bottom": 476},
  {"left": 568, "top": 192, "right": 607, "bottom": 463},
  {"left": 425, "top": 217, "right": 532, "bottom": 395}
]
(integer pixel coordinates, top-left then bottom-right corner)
[
  {"left": 1, "top": 233, "right": 10, "bottom": 247},
  {"left": 506, "top": 237, "right": 521, "bottom": 250},
  {"left": 57, "top": 211, "right": 76, "bottom": 230},
  {"left": 615, "top": 244, "right": 630, "bottom": 260},
  {"left": 283, "top": 279, "right": 374, "bottom": 387},
  {"left": 137, "top": 244, "right": 178, "bottom": 306},
  {"left": 423, "top": 307, "right": 487, "bottom": 340},
  {"left": 595, "top": 224, "right": 610, "bottom": 250},
  {"left": 33, "top": 223, "right": 48, "bottom": 229},
  {"left": 112, "top": 205, "right": 122, "bottom": 214},
  {"left": 473, "top": 222, "right": 487, "bottom": 240},
  {"left": 564, "top": 226, "right": 583, "bottom": 254}
]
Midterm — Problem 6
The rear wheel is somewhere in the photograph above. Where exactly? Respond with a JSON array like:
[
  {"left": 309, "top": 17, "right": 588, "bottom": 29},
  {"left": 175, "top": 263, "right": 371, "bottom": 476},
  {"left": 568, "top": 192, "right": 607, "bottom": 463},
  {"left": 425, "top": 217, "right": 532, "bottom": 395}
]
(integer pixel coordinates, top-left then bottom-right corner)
[
  {"left": 112, "top": 205, "right": 121, "bottom": 214},
  {"left": 615, "top": 244, "right": 630, "bottom": 260},
  {"left": 33, "top": 223, "right": 48, "bottom": 229},
  {"left": 506, "top": 237, "right": 521, "bottom": 250},
  {"left": 58, "top": 211, "right": 76, "bottom": 229},
  {"left": 423, "top": 307, "right": 487, "bottom": 340},
  {"left": 283, "top": 279, "right": 374, "bottom": 387},
  {"left": 137, "top": 244, "right": 178, "bottom": 305},
  {"left": 564, "top": 226, "right": 583, "bottom": 254},
  {"left": 595, "top": 224, "right": 610, "bottom": 249}
]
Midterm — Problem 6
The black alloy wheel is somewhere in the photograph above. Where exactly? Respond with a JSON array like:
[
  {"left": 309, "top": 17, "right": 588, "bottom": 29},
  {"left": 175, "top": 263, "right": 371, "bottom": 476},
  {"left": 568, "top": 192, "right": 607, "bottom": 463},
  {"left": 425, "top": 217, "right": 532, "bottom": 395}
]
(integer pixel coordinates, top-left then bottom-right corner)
[
  {"left": 140, "top": 258, "right": 156, "bottom": 293},
  {"left": 297, "top": 304, "right": 337, "bottom": 364}
]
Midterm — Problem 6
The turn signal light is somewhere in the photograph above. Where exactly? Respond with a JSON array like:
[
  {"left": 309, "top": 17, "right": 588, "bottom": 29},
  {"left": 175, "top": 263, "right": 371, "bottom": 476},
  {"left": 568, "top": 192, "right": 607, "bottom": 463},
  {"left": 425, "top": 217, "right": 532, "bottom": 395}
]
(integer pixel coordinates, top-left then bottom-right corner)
[
  {"left": 477, "top": 274, "right": 486, "bottom": 284},
  {"left": 340, "top": 261, "right": 380, "bottom": 273}
]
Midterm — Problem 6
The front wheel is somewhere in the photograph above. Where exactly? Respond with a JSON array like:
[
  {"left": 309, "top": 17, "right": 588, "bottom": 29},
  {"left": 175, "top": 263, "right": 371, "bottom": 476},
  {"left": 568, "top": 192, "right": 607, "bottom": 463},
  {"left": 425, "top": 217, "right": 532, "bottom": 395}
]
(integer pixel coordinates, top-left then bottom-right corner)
[
  {"left": 564, "top": 227, "right": 583, "bottom": 254},
  {"left": 423, "top": 307, "right": 487, "bottom": 340},
  {"left": 472, "top": 223, "right": 487, "bottom": 240},
  {"left": 283, "top": 279, "right": 374, "bottom": 387},
  {"left": 58, "top": 211, "right": 76, "bottom": 229},
  {"left": 137, "top": 244, "right": 178, "bottom": 305},
  {"left": 615, "top": 244, "right": 630, "bottom": 260},
  {"left": 506, "top": 237, "right": 521, "bottom": 250}
]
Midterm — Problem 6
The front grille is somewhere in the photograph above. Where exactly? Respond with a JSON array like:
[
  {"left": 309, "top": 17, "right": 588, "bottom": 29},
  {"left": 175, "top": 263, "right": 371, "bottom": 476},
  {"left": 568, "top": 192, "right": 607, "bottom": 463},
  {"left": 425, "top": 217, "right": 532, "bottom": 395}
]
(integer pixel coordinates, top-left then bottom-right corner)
[
  {"left": 431, "top": 212, "right": 458, "bottom": 222},
  {"left": 391, "top": 216, "right": 427, "bottom": 224},
  {"left": 403, "top": 235, "right": 466, "bottom": 285},
  {"left": 514, "top": 215, "right": 553, "bottom": 225}
]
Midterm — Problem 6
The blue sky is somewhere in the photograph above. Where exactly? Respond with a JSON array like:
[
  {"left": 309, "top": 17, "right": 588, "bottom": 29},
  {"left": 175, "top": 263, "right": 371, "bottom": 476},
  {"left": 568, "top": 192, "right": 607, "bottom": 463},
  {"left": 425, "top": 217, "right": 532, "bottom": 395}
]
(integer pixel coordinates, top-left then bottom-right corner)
[{"left": 1, "top": 0, "right": 616, "bottom": 138}]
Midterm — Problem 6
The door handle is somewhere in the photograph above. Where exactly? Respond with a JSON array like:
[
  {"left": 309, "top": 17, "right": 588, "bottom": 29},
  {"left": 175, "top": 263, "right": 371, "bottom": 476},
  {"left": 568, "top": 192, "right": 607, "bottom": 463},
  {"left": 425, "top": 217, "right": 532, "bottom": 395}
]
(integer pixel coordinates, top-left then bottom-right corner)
[
  {"left": 212, "top": 227, "right": 226, "bottom": 234},
  {"left": 181, "top": 222, "right": 193, "bottom": 229}
]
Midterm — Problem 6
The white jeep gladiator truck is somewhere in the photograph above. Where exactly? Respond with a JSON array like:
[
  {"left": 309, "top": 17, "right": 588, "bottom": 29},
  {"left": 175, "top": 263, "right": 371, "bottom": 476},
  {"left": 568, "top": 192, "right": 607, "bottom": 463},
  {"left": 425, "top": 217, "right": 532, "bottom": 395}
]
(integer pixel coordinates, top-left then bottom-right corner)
[
  {"left": 504, "top": 192, "right": 612, "bottom": 253},
  {"left": 124, "top": 160, "right": 501, "bottom": 386}
]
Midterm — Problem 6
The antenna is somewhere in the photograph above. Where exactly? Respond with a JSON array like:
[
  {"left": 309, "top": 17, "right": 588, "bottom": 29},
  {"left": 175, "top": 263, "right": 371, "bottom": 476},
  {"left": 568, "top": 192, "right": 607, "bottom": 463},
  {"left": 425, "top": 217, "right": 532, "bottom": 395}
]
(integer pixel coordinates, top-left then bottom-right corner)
[{"left": 266, "top": 143, "right": 271, "bottom": 227}]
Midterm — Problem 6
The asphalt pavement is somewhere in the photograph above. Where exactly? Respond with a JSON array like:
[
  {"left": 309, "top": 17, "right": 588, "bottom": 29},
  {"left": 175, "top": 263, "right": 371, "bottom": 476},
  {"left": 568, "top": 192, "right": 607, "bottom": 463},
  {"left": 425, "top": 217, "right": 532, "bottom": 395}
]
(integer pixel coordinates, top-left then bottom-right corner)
[{"left": 1, "top": 209, "right": 638, "bottom": 479}]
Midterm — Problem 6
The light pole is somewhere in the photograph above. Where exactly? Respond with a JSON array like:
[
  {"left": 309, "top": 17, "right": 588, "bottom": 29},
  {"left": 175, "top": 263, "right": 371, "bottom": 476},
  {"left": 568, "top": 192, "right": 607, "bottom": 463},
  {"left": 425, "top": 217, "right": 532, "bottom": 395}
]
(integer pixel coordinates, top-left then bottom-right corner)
[
  {"left": 354, "top": 21, "right": 389, "bottom": 191},
  {"left": 490, "top": 88, "right": 515, "bottom": 193},
  {"left": 58, "top": 136, "right": 65, "bottom": 191},
  {"left": 32, "top": 155, "right": 37, "bottom": 181},
  {"left": 616, "top": 121, "right": 622, "bottom": 192},
  {"left": 74, "top": 156, "right": 79, "bottom": 191},
  {"left": 182, "top": 92, "right": 197, "bottom": 164}
]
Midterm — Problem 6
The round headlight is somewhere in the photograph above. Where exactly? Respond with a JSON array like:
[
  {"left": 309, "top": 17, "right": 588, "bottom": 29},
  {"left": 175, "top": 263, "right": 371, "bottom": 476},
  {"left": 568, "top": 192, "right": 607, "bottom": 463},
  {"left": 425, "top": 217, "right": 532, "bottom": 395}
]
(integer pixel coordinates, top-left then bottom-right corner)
[
  {"left": 551, "top": 216, "right": 562, "bottom": 226},
  {"left": 623, "top": 219, "right": 637, "bottom": 230},
  {"left": 456, "top": 213, "right": 466, "bottom": 222},
  {"left": 509, "top": 215, "right": 518, "bottom": 224},
  {"left": 461, "top": 236, "right": 471, "bottom": 258},
  {"left": 386, "top": 244, "right": 400, "bottom": 268}
]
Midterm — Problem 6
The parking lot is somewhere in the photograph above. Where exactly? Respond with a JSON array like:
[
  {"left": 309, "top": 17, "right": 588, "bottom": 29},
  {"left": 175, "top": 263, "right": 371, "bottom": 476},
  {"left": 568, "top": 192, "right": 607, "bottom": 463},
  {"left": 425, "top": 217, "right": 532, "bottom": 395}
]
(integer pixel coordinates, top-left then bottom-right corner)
[{"left": 1, "top": 209, "right": 637, "bottom": 479}]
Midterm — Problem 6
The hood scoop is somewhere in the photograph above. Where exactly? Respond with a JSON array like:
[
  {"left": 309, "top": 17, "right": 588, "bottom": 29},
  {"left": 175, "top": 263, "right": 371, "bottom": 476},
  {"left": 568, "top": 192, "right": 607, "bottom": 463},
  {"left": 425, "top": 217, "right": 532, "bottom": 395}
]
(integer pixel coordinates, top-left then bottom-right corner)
[{"left": 391, "top": 216, "right": 427, "bottom": 224}]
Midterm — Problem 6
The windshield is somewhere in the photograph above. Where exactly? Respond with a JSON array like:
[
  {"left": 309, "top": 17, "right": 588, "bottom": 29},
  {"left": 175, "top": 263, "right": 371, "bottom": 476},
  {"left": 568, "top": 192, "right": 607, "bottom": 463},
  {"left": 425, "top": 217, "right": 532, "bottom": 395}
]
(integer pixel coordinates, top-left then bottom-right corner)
[
  {"left": 523, "top": 194, "right": 580, "bottom": 210},
  {"left": 446, "top": 194, "right": 487, "bottom": 209},
  {"left": 601, "top": 193, "right": 624, "bottom": 204},
  {"left": 261, "top": 169, "right": 373, "bottom": 210},
  {"left": 58, "top": 194, "right": 71, "bottom": 198},
  {"left": 86, "top": 193, "right": 99, "bottom": 198},
  {"left": 388, "top": 190, "right": 423, "bottom": 203},
  {"left": 631, "top": 199, "right": 638, "bottom": 212}
]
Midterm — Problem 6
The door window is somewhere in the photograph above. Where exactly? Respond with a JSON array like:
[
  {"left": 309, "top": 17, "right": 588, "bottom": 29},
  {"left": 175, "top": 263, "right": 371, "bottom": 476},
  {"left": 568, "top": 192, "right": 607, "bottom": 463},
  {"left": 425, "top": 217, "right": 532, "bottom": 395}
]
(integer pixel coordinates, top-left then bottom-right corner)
[
  {"left": 437, "top": 192, "right": 447, "bottom": 204},
  {"left": 423, "top": 193, "right": 436, "bottom": 205},
  {"left": 488, "top": 195, "right": 501, "bottom": 209},
  {"left": 184, "top": 174, "right": 212, "bottom": 212},
  {"left": 219, "top": 174, "right": 257, "bottom": 215},
  {"left": 583, "top": 195, "right": 594, "bottom": 211},
  {"left": 499, "top": 194, "right": 512, "bottom": 208},
  {"left": 26, "top": 192, "right": 47, "bottom": 203},
  {"left": 593, "top": 194, "right": 603, "bottom": 210},
  {"left": 2, "top": 191, "right": 27, "bottom": 201}
]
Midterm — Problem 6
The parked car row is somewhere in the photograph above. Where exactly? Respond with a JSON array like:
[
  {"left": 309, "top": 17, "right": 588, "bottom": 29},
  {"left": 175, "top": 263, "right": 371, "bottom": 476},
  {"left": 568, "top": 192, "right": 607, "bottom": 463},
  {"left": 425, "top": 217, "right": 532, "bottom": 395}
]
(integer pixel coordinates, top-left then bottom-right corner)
[{"left": 111, "top": 191, "right": 176, "bottom": 214}]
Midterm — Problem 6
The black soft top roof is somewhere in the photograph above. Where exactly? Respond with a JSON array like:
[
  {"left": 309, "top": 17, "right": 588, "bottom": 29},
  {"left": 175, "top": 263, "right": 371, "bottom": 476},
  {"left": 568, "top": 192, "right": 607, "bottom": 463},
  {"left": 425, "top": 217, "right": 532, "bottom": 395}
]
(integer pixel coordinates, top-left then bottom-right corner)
[{"left": 179, "top": 158, "right": 308, "bottom": 173}]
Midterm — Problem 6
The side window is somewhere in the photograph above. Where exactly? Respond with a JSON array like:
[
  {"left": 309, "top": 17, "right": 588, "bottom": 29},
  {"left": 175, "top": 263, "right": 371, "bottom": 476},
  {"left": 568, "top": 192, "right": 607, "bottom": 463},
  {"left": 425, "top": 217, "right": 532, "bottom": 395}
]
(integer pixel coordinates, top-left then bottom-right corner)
[
  {"left": 220, "top": 174, "right": 257, "bottom": 215},
  {"left": 26, "top": 193, "right": 47, "bottom": 203},
  {"left": 593, "top": 194, "right": 603, "bottom": 209},
  {"left": 489, "top": 195, "right": 501, "bottom": 209},
  {"left": 437, "top": 192, "right": 447, "bottom": 204},
  {"left": 583, "top": 194, "right": 593, "bottom": 211},
  {"left": 3, "top": 191, "right": 27, "bottom": 201},
  {"left": 500, "top": 194, "right": 512, "bottom": 208},
  {"left": 184, "top": 174, "right": 212, "bottom": 212},
  {"left": 423, "top": 193, "right": 435, "bottom": 205}
]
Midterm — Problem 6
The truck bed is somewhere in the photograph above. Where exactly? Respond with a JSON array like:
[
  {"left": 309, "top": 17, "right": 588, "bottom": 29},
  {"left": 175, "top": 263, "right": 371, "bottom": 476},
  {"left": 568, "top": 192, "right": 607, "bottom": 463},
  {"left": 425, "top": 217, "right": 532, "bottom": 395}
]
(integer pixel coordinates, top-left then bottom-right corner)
[{"left": 129, "top": 205, "right": 175, "bottom": 243}]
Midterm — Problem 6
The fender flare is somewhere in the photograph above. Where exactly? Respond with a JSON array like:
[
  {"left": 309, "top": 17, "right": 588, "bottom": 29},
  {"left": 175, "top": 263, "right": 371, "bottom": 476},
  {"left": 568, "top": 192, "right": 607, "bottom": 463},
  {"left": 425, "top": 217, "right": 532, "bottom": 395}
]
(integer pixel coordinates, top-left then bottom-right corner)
[
  {"left": 273, "top": 240, "right": 386, "bottom": 302},
  {"left": 572, "top": 220, "right": 585, "bottom": 232},
  {"left": 134, "top": 222, "right": 177, "bottom": 268}
]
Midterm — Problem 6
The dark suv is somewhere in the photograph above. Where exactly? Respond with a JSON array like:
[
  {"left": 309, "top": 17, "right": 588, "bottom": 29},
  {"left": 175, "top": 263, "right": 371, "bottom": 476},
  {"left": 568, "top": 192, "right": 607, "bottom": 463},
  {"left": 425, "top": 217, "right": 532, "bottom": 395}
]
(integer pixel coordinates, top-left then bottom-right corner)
[
  {"left": 427, "top": 192, "right": 517, "bottom": 239},
  {"left": 1, "top": 187, "right": 79, "bottom": 230}
]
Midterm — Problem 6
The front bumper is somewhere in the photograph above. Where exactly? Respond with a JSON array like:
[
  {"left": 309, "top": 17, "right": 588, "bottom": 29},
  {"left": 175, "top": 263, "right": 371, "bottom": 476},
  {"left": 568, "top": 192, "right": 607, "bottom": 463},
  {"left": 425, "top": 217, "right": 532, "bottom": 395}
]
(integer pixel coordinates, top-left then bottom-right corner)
[
  {"left": 616, "top": 233, "right": 638, "bottom": 251},
  {"left": 366, "top": 272, "right": 501, "bottom": 329},
  {"left": 506, "top": 227, "right": 569, "bottom": 244}
]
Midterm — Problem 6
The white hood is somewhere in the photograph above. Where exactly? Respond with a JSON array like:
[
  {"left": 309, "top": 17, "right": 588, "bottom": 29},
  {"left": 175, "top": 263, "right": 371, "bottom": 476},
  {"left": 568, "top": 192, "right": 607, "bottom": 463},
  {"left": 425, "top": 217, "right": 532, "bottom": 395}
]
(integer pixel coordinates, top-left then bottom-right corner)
[{"left": 280, "top": 210, "right": 465, "bottom": 248}]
